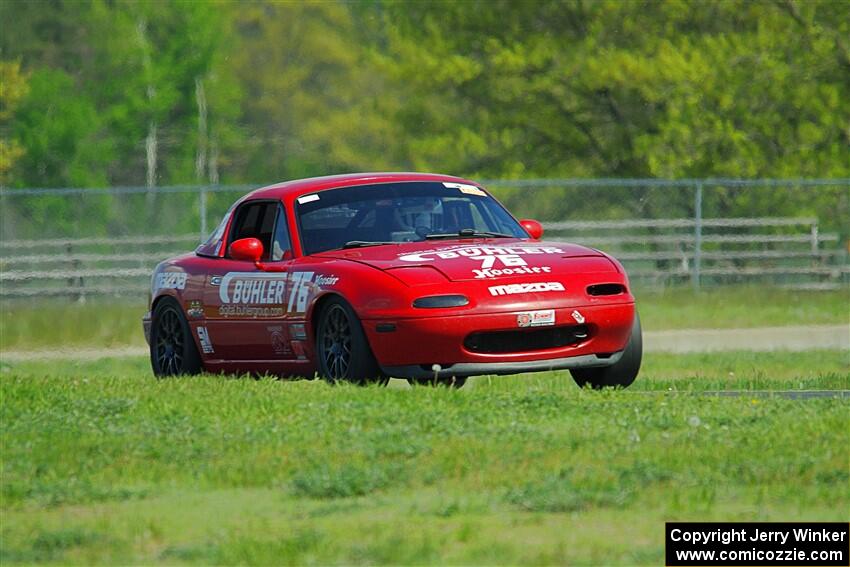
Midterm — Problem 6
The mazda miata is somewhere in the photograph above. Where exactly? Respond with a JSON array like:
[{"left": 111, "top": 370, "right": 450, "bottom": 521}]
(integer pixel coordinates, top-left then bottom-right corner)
[{"left": 143, "top": 172, "right": 641, "bottom": 388}]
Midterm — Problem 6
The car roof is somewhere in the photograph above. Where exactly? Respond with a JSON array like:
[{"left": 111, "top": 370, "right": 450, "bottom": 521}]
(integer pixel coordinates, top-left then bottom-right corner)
[{"left": 245, "top": 172, "right": 479, "bottom": 201}]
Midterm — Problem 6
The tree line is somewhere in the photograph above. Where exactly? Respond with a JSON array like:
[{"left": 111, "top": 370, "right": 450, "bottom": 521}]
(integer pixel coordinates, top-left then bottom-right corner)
[{"left": 1, "top": 0, "right": 848, "bottom": 192}]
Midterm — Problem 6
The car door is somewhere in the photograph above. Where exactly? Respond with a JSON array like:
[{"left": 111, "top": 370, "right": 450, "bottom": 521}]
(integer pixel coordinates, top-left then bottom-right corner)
[{"left": 202, "top": 200, "right": 296, "bottom": 361}]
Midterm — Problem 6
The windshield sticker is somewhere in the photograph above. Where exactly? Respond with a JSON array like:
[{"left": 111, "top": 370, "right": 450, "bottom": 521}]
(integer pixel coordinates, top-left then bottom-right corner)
[
  {"left": 443, "top": 182, "right": 486, "bottom": 196},
  {"left": 297, "top": 194, "right": 320, "bottom": 204},
  {"left": 517, "top": 309, "right": 555, "bottom": 328},
  {"left": 489, "top": 282, "right": 565, "bottom": 296}
]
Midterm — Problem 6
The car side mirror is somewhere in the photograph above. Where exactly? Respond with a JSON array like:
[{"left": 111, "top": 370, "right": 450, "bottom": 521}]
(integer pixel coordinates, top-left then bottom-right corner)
[
  {"left": 520, "top": 219, "right": 544, "bottom": 240},
  {"left": 229, "top": 237, "right": 263, "bottom": 263}
]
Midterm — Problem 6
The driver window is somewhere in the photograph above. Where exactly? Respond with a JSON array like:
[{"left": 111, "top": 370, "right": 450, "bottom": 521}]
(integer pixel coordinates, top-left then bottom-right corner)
[
  {"left": 271, "top": 204, "right": 292, "bottom": 261},
  {"left": 229, "top": 201, "right": 277, "bottom": 260}
]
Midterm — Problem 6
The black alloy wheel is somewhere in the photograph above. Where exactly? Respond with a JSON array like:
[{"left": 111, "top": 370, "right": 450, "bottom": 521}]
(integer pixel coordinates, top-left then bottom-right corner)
[
  {"left": 316, "top": 297, "right": 386, "bottom": 385},
  {"left": 320, "top": 303, "right": 352, "bottom": 380},
  {"left": 150, "top": 298, "right": 202, "bottom": 377}
]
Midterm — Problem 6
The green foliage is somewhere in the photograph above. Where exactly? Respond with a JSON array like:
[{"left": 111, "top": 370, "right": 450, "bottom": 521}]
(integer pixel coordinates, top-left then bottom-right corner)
[
  {"left": 9, "top": 68, "right": 111, "bottom": 187},
  {"left": 2, "top": 0, "right": 848, "bottom": 190},
  {"left": 0, "top": 354, "right": 847, "bottom": 563},
  {"left": 0, "top": 60, "right": 29, "bottom": 183}
]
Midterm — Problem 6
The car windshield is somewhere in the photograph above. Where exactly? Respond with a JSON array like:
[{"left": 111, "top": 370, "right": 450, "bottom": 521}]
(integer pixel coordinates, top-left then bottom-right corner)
[{"left": 295, "top": 181, "right": 527, "bottom": 255}]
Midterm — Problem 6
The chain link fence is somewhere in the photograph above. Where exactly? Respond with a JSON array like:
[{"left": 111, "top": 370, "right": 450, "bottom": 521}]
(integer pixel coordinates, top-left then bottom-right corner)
[{"left": 1, "top": 179, "right": 848, "bottom": 298}]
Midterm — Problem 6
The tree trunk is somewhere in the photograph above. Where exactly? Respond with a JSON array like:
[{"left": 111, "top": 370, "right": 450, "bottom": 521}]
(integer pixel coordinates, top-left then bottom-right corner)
[
  {"left": 145, "top": 119, "right": 157, "bottom": 201},
  {"left": 195, "top": 77, "right": 208, "bottom": 182},
  {"left": 137, "top": 19, "right": 157, "bottom": 205}
]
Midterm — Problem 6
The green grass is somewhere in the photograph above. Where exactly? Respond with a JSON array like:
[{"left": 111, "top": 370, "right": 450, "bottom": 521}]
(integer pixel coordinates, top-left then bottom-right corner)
[
  {"left": 2, "top": 286, "right": 848, "bottom": 351},
  {"left": 1, "top": 351, "right": 847, "bottom": 565},
  {"left": 1, "top": 299, "right": 146, "bottom": 350},
  {"left": 636, "top": 286, "right": 849, "bottom": 330}
]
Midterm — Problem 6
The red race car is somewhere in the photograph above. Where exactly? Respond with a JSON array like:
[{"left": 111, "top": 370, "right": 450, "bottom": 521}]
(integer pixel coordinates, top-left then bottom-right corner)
[{"left": 143, "top": 172, "right": 641, "bottom": 388}]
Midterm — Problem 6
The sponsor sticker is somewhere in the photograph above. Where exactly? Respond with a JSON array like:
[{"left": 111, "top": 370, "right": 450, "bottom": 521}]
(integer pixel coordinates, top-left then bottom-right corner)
[
  {"left": 186, "top": 300, "right": 204, "bottom": 318},
  {"left": 475, "top": 266, "right": 552, "bottom": 279},
  {"left": 218, "top": 305, "right": 284, "bottom": 318},
  {"left": 267, "top": 325, "right": 290, "bottom": 355},
  {"left": 155, "top": 271, "right": 187, "bottom": 291},
  {"left": 290, "top": 323, "right": 307, "bottom": 340},
  {"left": 517, "top": 309, "right": 556, "bottom": 328},
  {"left": 314, "top": 274, "right": 339, "bottom": 286},
  {"left": 219, "top": 272, "right": 288, "bottom": 305},
  {"left": 215, "top": 271, "right": 332, "bottom": 318},
  {"left": 399, "top": 245, "right": 563, "bottom": 279},
  {"left": 489, "top": 281, "right": 564, "bottom": 296},
  {"left": 571, "top": 309, "right": 586, "bottom": 324},
  {"left": 400, "top": 245, "right": 563, "bottom": 263},
  {"left": 197, "top": 326, "right": 214, "bottom": 354}
]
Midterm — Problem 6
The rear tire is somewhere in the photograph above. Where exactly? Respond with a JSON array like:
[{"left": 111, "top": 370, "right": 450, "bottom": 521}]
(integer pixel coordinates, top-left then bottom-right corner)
[
  {"left": 150, "top": 297, "right": 202, "bottom": 377},
  {"left": 316, "top": 297, "right": 387, "bottom": 386},
  {"left": 570, "top": 313, "right": 642, "bottom": 389}
]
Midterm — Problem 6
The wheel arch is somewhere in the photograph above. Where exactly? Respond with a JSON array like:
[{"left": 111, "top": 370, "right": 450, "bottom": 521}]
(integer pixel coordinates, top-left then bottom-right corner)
[
  {"left": 309, "top": 291, "right": 346, "bottom": 341},
  {"left": 151, "top": 291, "right": 182, "bottom": 314},
  {"left": 150, "top": 293, "right": 206, "bottom": 362}
]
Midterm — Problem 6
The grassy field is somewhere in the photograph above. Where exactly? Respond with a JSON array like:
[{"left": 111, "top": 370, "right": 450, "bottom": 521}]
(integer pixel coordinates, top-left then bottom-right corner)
[
  {"left": 1, "top": 286, "right": 847, "bottom": 351},
  {"left": 1, "top": 351, "right": 847, "bottom": 565}
]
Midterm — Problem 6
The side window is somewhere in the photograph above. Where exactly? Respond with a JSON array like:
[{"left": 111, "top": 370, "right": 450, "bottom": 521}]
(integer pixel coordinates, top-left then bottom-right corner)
[
  {"left": 271, "top": 204, "right": 292, "bottom": 261},
  {"left": 229, "top": 201, "right": 278, "bottom": 260}
]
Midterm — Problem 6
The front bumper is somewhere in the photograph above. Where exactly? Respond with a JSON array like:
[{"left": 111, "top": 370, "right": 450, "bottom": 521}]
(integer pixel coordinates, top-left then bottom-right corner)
[
  {"left": 364, "top": 302, "right": 634, "bottom": 378},
  {"left": 382, "top": 350, "right": 624, "bottom": 379}
]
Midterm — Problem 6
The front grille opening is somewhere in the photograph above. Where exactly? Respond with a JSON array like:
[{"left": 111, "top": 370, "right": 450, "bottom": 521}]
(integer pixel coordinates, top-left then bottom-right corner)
[
  {"left": 464, "top": 325, "right": 589, "bottom": 354},
  {"left": 587, "top": 283, "right": 626, "bottom": 296}
]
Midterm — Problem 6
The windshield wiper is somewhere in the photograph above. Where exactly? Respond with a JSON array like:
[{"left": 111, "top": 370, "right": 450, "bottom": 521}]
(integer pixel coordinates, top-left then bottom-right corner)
[
  {"left": 341, "top": 240, "right": 396, "bottom": 249},
  {"left": 425, "top": 229, "right": 513, "bottom": 240}
]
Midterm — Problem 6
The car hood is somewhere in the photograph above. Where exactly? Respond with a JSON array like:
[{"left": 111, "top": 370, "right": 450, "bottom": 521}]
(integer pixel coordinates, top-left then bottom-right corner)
[{"left": 313, "top": 238, "right": 616, "bottom": 282}]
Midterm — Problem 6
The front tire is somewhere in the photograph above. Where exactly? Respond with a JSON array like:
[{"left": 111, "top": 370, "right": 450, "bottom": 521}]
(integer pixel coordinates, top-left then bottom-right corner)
[
  {"left": 316, "top": 297, "right": 387, "bottom": 385},
  {"left": 570, "top": 313, "right": 642, "bottom": 389},
  {"left": 150, "top": 297, "right": 202, "bottom": 377}
]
